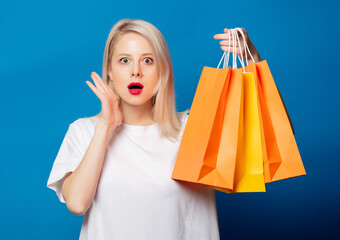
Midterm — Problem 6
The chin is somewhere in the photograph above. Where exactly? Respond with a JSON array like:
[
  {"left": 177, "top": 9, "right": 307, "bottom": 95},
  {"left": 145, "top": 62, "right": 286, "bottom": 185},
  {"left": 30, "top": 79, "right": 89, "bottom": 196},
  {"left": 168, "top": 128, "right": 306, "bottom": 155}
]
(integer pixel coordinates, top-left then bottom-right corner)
[{"left": 122, "top": 98, "right": 152, "bottom": 106}]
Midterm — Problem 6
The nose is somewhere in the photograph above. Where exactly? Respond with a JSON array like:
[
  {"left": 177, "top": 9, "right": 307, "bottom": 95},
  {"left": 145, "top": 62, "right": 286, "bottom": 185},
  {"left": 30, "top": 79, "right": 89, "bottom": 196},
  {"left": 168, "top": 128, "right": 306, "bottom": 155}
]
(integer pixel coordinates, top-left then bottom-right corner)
[
  {"left": 132, "top": 73, "right": 141, "bottom": 77},
  {"left": 131, "top": 63, "right": 142, "bottom": 78}
]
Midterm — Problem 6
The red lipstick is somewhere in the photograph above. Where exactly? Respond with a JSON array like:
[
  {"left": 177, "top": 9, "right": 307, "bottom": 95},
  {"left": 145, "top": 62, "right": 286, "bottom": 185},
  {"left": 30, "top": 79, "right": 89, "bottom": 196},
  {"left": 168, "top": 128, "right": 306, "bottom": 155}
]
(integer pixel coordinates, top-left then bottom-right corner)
[{"left": 128, "top": 82, "right": 144, "bottom": 95}]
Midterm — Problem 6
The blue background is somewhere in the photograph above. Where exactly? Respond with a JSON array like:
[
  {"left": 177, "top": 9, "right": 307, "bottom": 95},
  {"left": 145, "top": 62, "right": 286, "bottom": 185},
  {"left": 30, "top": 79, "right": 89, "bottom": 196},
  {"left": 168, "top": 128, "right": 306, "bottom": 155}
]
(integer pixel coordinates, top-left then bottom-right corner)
[{"left": 1, "top": 0, "right": 339, "bottom": 239}]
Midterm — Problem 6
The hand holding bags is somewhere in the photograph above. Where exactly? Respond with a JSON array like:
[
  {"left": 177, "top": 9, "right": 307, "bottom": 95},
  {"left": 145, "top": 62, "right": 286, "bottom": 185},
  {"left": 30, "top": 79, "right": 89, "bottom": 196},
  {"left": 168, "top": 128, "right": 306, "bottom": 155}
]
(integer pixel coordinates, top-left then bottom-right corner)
[{"left": 171, "top": 28, "right": 306, "bottom": 193}]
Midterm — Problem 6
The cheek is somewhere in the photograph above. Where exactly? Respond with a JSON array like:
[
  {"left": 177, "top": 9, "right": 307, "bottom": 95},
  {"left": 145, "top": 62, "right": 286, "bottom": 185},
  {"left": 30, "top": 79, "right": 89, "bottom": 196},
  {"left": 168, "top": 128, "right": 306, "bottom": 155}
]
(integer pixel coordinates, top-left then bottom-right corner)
[
  {"left": 112, "top": 71, "right": 126, "bottom": 89},
  {"left": 146, "top": 67, "right": 159, "bottom": 84}
]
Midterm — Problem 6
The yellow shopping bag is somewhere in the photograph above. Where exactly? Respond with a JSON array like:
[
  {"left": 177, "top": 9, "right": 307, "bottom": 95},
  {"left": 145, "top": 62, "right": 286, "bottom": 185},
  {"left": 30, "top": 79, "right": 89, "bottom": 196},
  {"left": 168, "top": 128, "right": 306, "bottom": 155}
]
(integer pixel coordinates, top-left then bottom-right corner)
[{"left": 230, "top": 71, "right": 265, "bottom": 192}]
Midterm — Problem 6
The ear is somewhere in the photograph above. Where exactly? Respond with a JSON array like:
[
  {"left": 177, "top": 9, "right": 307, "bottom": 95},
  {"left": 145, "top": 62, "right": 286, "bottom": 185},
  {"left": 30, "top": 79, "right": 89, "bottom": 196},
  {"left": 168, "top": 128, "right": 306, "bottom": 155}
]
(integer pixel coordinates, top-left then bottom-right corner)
[{"left": 107, "top": 65, "right": 113, "bottom": 81}]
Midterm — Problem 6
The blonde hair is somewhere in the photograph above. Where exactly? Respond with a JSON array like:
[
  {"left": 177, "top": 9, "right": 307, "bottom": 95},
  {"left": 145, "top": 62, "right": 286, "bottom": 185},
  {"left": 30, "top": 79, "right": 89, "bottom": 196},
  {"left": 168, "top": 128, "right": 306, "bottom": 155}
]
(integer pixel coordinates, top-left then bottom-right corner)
[{"left": 94, "top": 18, "right": 189, "bottom": 142}]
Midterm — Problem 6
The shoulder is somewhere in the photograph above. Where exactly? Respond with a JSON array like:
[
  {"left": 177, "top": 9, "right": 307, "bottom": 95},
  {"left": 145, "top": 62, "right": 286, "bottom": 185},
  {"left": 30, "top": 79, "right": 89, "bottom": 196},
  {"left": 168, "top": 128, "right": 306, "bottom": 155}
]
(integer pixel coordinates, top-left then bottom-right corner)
[
  {"left": 68, "top": 116, "right": 100, "bottom": 138},
  {"left": 72, "top": 115, "right": 100, "bottom": 127},
  {"left": 178, "top": 109, "right": 190, "bottom": 133},
  {"left": 180, "top": 109, "right": 190, "bottom": 124}
]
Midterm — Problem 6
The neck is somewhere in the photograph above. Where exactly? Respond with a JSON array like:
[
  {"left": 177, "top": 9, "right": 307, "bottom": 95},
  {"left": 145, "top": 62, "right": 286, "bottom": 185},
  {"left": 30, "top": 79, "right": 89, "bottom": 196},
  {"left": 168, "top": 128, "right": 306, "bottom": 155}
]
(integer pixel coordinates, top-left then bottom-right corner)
[{"left": 121, "top": 99, "right": 155, "bottom": 126}]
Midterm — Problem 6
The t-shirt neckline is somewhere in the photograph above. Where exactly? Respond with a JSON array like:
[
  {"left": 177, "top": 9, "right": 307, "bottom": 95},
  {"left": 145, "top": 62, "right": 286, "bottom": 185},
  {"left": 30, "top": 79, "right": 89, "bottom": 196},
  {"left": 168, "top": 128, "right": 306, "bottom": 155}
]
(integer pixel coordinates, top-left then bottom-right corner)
[{"left": 119, "top": 122, "right": 159, "bottom": 135}]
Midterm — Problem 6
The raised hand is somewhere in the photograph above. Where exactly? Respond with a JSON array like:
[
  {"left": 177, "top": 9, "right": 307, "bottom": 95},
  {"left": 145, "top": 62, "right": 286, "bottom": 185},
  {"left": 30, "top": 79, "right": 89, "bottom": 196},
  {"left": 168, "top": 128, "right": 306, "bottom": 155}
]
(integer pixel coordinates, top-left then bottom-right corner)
[
  {"left": 86, "top": 72, "right": 123, "bottom": 129},
  {"left": 213, "top": 28, "right": 262, "bottom": 63}
]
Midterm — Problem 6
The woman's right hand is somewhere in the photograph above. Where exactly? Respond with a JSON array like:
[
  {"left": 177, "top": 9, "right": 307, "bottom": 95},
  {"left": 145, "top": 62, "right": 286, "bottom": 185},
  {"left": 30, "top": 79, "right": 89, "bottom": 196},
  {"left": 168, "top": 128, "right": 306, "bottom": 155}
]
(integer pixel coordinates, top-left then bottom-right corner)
[{"left": 86, "top": 72, "right": 123, "bottom": 129}]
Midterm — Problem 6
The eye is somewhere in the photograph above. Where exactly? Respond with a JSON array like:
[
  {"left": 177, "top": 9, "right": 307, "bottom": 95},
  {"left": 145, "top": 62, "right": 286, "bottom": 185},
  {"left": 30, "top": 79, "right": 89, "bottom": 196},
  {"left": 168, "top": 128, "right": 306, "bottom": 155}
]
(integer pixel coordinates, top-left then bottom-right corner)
[
  {"left": 144, "top": 57, "right": 154, "bottom": 64},
  {"left": 119, "top": 57, "right": 129, "bottom": 63}
]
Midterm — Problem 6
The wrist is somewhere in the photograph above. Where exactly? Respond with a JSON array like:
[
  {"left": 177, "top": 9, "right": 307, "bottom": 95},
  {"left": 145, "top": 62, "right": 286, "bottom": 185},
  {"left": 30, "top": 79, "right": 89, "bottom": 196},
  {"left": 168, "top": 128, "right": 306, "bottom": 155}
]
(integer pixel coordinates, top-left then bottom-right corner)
[
  {"left": 253, "top": 52, "right": 262, "bottom": 63},
  {"left": 247, "top": 40, "right": 262, "bottom": 63},
  {"left": 247, "top": 51, "right": 261, "bottom": 64},
  {"left": 96, "top": 120, "right": 117, "bottom": 134}
]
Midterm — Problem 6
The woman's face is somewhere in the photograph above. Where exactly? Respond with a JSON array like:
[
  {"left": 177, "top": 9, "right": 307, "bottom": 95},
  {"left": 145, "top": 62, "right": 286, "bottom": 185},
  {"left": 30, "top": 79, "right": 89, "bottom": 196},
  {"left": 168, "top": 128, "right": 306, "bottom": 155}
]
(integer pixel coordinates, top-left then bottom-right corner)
[{"left": 108, "top": 32, "right": 158, "bottom": 108}]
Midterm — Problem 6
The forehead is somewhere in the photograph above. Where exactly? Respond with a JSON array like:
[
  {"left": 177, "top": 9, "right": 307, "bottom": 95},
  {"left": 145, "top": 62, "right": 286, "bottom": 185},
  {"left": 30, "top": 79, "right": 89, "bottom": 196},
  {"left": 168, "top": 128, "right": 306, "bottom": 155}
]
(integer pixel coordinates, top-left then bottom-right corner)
[{"left": 114, "top": 32, "right": 154, "bottom": 55}]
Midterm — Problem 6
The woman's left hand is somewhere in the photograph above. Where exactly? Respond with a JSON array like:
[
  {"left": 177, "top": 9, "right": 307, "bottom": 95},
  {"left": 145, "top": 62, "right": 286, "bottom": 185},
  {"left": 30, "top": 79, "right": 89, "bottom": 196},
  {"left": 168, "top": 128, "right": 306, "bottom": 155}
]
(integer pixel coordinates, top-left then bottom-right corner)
[{"left": 213, "top": 28, "right": 262, "bottom": 63}]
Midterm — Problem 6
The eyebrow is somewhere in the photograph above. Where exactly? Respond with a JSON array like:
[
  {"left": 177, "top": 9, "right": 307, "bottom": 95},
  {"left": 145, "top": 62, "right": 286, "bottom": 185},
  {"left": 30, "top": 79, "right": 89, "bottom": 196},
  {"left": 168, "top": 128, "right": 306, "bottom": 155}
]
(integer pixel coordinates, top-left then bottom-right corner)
[{"left": 116, "top": 52, "right": 154, "bottom": 57}]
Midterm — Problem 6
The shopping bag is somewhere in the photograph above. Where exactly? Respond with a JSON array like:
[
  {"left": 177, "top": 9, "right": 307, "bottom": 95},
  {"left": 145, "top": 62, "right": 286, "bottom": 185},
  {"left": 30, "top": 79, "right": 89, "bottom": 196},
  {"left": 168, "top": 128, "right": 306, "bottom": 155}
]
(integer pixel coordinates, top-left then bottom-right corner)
[
  {"left": 254, "top": 61, "right": 306, "bottom": 182},
  {"left": 230, "top": 71, "right": 266, "bottom": 192},
  {"left": 196, "top": 66, "right": 238, "bottom": 192},
  {"left": 170, "top": 63, "right": 235, "bottom": 191}
]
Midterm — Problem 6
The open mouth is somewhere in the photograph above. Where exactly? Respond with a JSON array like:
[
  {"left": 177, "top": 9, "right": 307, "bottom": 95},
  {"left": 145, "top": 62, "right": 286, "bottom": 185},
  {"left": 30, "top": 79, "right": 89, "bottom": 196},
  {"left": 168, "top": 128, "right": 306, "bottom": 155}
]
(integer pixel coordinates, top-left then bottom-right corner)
[
  {"left": 128, "top": 82, "right": 144, "bottom": 95},
  {"left": 128, "top": 85, "right": 143, "bottom": 89},
  {"left": 128, "top": 82, "right": 144, "bottom": 89}
]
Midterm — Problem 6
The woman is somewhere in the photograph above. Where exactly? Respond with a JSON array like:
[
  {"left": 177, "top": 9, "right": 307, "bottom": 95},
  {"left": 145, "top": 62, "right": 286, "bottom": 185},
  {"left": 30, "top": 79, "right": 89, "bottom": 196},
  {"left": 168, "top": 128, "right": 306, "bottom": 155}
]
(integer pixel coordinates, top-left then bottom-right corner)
[{"left": 47, "top": 18, "right": 262, "bottom": 240}]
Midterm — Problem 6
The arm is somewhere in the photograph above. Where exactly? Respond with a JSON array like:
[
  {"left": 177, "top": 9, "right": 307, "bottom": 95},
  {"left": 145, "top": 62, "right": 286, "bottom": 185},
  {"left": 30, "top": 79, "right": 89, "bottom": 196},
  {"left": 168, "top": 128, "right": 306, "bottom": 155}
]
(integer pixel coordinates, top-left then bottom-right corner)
[
  {"left": 62, "top": 71, "right": 123, "bottom": 215},
  {"left": 62, "top": 121, "right": 116, "bottom": 215},
  {"left": 247, "top": 38, "right": 262, "bottom": 63}
]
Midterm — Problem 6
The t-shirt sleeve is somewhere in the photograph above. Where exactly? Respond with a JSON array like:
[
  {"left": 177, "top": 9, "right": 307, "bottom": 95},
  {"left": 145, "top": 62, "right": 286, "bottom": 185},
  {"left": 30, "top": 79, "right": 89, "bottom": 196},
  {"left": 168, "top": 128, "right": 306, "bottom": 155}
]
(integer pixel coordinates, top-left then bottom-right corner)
[
  {"left": 46, "top": 121, "right": 87, "bottom": 203},
  {"left": 182, "top": 109, "right": 190, "bottom": 126},
  {"left": 178, "top": 109, "right": 190, "bottom": 138}
]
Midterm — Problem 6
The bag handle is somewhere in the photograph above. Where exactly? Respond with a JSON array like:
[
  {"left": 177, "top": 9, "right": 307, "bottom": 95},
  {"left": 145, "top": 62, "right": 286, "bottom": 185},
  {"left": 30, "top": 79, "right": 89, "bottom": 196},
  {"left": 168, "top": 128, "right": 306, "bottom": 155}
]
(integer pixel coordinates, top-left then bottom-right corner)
[
  {"left": 217, "top": 28, "right": 256, "bottom": 71},
  {"left": 235, "top": 28, "right": 255, "bottom": 65},
  {"left": 232, "top": 29, "right": 246, "bottom": 71},
  {"left": 217, "top": 29, "right": 245, "bottom": 71}
]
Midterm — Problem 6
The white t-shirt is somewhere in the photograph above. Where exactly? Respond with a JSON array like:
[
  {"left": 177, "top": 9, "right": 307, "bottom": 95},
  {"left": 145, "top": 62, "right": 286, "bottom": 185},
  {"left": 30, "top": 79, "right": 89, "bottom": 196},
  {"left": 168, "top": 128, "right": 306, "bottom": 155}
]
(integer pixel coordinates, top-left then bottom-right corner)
[{"left": 47, "top": 113, "right": 220, "bottom": 240}]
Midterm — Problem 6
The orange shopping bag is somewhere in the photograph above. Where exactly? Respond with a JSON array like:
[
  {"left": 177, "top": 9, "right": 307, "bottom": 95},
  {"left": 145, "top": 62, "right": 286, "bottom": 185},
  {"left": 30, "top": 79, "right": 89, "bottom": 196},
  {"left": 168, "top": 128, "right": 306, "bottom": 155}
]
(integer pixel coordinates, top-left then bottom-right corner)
[
  {"left": 248, "top": 61, "right": 306, "bottom": 182},
  {"left": 170, "top": 62, "right": 235, "bottom": 191}
]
